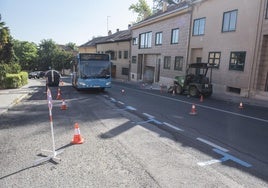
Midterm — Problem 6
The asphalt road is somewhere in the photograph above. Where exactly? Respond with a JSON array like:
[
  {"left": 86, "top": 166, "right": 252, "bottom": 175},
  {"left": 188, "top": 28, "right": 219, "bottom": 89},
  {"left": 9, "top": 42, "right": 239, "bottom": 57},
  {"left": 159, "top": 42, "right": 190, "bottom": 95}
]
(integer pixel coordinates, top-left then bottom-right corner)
[
  {"left": 107, "top": 81, "right": 268, "bottom": 177},
  {"left": 108, "top": 82, "right": 268, "bottom": 162},
  {"left": 0, "top": 79, "right": 267, "bottom": 187}
]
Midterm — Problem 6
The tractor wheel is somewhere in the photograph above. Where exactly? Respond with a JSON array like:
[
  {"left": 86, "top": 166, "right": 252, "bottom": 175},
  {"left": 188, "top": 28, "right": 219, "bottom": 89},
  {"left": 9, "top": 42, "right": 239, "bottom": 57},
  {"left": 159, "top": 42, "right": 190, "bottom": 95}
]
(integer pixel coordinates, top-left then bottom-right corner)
[
  {"left": 204, "top": 91, "right": 212, "bottom": 97},
  {"left": 167, "top": 86, "right": 174, "bottom": 93},
  {"left": 189, "top": 86, "right": 199, "bottom": 97},
  {"left": 176, "top": 84, "right": 183, "bottom": 94}
]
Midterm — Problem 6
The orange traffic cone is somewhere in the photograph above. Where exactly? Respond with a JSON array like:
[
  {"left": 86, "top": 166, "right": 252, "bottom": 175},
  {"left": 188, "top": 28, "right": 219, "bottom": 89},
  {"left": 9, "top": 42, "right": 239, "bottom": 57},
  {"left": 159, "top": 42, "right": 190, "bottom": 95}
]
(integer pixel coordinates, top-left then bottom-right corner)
[
  {"left": 239, "top": 102, "right": 244, "bottom": 109},
  {"left": 71, "top": 123, "right": 84, "bottom": 144},
  {"left": 61, "top": 99, "right": 67, "bottom": 110},
  {"left": 189, "top": 104, "right": 197, "bottom": 115},
  {"left": 200, "top": 95, "right": 204, "bottom": 102},
  {"left": 56, "top": 88, "right": 62, "bottom": 100}
]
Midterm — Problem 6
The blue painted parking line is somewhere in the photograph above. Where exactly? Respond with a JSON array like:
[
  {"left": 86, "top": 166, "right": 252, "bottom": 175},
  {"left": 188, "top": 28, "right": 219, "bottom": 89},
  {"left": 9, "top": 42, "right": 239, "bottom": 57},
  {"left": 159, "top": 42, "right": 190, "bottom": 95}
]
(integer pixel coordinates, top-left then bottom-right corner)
[
  {"left": 198, "top": 149, "right": 252, "bottom": 167},
  {"left": 134, "top": 119, "right": 152, "bottom": 124},
  {"left": 150, "top": 119, "right": 162, "bottom": 125},
  {"left": 213, "top": 148, "right": 252, "bottom": 168}
]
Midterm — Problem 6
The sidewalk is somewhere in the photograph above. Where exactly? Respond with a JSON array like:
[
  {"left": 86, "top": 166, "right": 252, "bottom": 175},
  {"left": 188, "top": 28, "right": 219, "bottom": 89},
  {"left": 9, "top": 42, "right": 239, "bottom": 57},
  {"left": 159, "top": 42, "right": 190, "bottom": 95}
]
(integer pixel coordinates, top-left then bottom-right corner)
[{"left": 0, "top": 79, "right": 43, "bottom": 115}]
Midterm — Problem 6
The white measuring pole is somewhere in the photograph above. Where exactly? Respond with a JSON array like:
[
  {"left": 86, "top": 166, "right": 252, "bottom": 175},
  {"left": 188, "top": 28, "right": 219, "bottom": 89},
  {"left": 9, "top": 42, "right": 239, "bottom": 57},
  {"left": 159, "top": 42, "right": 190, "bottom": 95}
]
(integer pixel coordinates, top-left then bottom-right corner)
[
  {"left": 34, "top": 87, "right": 63, "bottom": 166},
  {"left": 48, "top": 106, "right": 56, "bottom": 157}
]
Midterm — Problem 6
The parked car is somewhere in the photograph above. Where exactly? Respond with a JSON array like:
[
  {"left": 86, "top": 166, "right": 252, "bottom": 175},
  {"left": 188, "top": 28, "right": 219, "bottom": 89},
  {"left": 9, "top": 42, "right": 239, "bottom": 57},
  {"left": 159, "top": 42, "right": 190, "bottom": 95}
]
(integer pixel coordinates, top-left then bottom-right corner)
[
  {"left": 28, "top": 71, "right": 38, "bottom": 79},
  {"left": 45, "top": 70, "right": 61, "bottom": 86},
  {"left": 28, "top": 71, "right": 45, "bottom": 79},
  {"left": 36, "top": 71, "right": 45, "bottom": 78}
]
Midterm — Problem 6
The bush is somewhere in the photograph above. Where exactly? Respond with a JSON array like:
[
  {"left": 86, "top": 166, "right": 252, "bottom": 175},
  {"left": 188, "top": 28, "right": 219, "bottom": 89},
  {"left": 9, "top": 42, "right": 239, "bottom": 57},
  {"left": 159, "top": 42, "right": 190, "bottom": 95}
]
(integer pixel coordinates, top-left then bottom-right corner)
[
  {"left": 4, "top": 74, "right": 22, "bottom": 88},
  {"left": 19, "top": 71, "right": 28, "bottom": 85},
  {"left": 0, "top": 63, "right": 24, "bottom": 89}
]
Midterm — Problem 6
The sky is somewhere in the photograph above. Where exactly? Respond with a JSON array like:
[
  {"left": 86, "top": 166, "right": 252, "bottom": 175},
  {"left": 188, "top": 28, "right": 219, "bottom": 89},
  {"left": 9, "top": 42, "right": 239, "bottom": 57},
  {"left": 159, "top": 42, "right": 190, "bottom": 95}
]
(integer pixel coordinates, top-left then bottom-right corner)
[{"left": 0, "top": 0, "right": 154, "bottom": 46}]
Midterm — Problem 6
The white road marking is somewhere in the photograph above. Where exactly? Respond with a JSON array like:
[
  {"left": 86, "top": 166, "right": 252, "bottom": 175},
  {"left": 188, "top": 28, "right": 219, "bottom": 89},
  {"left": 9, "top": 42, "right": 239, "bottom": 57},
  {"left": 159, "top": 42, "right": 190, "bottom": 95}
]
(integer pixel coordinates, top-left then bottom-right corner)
[
  {"left": 197, "top": 159, "right": 222, "bottom": 166},
  {"left": 143, "top": 113, "right": 155, "bottom": 119},
  {"left": 118, "top": 101, "right": 124, "bottom": 105},
  {"left": 163, "top": 122, "right": 184, "bottom": 132},
  {"left": 110, "top": 97, "right": 116, "bottom": 102},
  {"left": 126, "top": 106, "right": 136, "bottom": 111},
  {"left": 196, "top": 137, "right": 229, "bottom": 152}
]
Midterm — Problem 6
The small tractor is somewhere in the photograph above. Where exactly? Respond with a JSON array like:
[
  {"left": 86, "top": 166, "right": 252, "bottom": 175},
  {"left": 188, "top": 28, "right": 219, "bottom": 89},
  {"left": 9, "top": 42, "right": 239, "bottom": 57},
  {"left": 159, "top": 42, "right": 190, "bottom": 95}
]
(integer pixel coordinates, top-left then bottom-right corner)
[{"left": 172, "top": 63, "right": 213, "bottom": 97}]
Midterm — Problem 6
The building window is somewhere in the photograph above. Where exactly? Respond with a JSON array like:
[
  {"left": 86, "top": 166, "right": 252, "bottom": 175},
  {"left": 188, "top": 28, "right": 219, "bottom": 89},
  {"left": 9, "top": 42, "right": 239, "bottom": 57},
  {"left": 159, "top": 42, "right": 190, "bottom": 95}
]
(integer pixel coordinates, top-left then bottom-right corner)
[
  {"left": 171, "top": 28, "right": 179, "bottom": 44},
  {"left": 174, "top": 56, "right": 183, "bottom": 71},
  {"left": 106, "top": 50, "right": 116, "bottom": 60},
  {"left": 222, "top": 10, "right": 238, "bottom": 32},
  {"left": 193, "top": 17, "right": 206, "bottom": 36},
  {"left": 266, "top": 0, "right": 268, "bottom": 19},
  {"left": 122, "top": 67, "right": 129, "bottom": 75},
  {"left": 132, "top": 56, "right": 137, "bottom": 64},
  {"left": 139, "top": 32, "right": 152, "bottom": 49},
  {"left": 229, "top": 51, "right": 246, "bottom": 71},
  {"left": 133, "top": 37, "right": 138, "bottom": 45},
  {"left": 164, "top": 56, "right": 171, "bottom": 69},
  {"left": 208, "top": 52, "right": 221, "bottom": 68},
  {"left": 124, "top": 51, "right": 128, "bottom": 59},
  {"left": 155, "top": 32, "right": 162, "bottom": 45},
  {"left": 118, "top": 51, "right": 122, "bottom": 59}
]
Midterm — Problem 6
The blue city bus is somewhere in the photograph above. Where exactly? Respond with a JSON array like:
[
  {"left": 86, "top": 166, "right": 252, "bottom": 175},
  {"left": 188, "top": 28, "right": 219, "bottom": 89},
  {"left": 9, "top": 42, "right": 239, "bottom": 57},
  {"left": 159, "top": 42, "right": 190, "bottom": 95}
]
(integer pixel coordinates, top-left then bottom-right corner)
[{"left": 71, "top": 53, "right": 112, "bottom": 91}]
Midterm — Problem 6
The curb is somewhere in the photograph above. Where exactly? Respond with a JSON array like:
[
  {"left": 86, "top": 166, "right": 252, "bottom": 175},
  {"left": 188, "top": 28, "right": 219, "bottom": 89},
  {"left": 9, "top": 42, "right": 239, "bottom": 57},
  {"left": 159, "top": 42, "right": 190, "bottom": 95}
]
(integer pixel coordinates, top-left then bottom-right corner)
[{"left": 0, "top": 93, "right": 28, "bottom": 115}]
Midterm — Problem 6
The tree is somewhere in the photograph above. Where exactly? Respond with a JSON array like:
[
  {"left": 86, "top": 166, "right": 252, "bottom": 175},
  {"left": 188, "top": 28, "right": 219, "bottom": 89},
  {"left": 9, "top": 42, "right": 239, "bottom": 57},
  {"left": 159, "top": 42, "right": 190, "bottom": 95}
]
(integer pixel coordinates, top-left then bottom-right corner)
[
  {"left": 153, "top": 0, "right": 181, "bottom": 12},
  {"left": 13, "top": 40, "right": 38, "bottom": 71},
  {"left": 53, "top": 47, "right": 73, "bottom": 70},
  {"left": 38, "top": 39, "right": 58, "bottom": 70},
  {"left": 38, "top": 39, "right": 75, "bottom": 71},
  {"left": 66, "top": 42, "right": 78, "bottom": 51},
  {"left": 129, "top": 0, "right": 152, "bottom": 22},
  {"left": 0, "top": 14, "right": 16, "bottom": 64},
  {"left": 0, "top": 14, "right": 8, "bottom": 51}
]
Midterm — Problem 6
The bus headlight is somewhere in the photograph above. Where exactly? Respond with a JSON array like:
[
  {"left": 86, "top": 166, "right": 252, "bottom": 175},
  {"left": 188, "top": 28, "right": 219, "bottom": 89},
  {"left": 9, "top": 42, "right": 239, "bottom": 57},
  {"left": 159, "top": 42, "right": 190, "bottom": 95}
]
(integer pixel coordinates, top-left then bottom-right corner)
[
  {"left": 106, "top": 82, "right": 111, "bottom": 86},
  {"left": 78, "top": 82, "right": 86, "bottom": 86}
]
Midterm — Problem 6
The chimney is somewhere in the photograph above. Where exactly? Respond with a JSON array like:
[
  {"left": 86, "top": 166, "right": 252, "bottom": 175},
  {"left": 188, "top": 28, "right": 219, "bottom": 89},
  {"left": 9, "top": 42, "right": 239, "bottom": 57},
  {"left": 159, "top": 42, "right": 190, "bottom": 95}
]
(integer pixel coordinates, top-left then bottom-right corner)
[
  {"left": 108, "top": 30, "right": 112, "bottom": 36},
  {"left": 116, "top": 28, "right": 119, "bottom": 32},
  {"left": 163, "top": 1, "right": 167, "bottom": 12},
  {"left": 128, "top": 24, "right": 131, "bottom": 29}
]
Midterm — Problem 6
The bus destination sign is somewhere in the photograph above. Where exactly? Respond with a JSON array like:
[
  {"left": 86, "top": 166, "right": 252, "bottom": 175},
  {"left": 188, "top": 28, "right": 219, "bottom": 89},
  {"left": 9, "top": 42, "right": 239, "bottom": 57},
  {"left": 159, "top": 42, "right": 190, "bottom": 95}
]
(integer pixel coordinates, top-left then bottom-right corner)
[{"left": 80, "top": 53, "right": 109, "bottom": 61}]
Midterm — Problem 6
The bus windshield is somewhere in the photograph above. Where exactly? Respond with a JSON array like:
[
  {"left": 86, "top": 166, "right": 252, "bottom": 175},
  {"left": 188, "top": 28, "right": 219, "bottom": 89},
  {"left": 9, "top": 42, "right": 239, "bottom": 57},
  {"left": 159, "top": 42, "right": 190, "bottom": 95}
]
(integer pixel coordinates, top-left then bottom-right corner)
[{"left": 79, "top": 61, "right": 111, "bottom": 79}]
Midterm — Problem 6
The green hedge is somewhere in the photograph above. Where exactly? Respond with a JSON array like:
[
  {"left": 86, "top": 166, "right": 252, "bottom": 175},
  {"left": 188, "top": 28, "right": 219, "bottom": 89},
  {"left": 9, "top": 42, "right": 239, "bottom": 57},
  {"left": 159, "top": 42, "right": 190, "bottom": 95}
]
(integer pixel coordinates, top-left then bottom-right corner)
[
  {"left": 1, "top": 72, "right": 28, "bottom": 89},
  {"left": 20, "top": 71, "right": 28, "bottom": 86},
  {"left": 0, "top": 63, "right": 24, "bottom": 89}
]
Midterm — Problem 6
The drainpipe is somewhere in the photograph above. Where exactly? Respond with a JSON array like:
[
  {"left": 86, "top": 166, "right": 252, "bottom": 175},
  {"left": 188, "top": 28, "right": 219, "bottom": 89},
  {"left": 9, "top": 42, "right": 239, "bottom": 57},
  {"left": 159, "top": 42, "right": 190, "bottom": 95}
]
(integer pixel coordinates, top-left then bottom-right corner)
[
  {"left": 186, "top": 4, "right": 193, "bottom": 69},
  {"left": 248, "top": 0, "right": 264, "bottom": 98}
]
